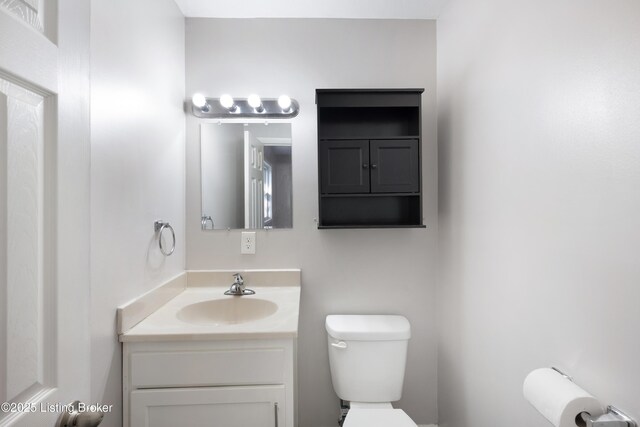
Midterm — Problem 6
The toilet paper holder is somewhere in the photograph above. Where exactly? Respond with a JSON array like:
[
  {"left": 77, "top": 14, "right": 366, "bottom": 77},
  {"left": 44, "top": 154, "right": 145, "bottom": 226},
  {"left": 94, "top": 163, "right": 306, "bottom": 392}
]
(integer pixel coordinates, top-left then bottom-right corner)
[
  {"left": 578, "top": 406, "right": 637, "bottom": 427},
  {"left": 550, "top": 368, "right": 636, "bottom": 427}
]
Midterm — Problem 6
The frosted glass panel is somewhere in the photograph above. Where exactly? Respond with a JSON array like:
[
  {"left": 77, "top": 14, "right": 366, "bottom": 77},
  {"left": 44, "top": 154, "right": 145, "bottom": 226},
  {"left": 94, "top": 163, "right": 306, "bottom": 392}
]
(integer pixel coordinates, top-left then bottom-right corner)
[{"left": 0, "top": 78, "right": 45, "bottom": 403}]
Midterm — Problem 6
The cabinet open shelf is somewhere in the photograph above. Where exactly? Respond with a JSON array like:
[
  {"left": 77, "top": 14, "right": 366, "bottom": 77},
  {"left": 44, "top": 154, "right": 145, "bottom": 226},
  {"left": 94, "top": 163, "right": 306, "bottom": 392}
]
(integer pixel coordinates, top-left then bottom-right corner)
[
  {"left": 316, "top": 89, "right": 425, "bottom": 229},
  {"left": 318, "top": 225, "right": 427, "bottom": 229},
  {"left": 321, "top": 193, "right": 421, "bottom": 198},
  {"left": 320, "top": 135, "right": 421, "bottom": 141},
  {"left": 318, "top": 107, "right": 420, "bottom": 140},
  {"left": 319, "top": 195, "right": 422, "bottom": 227}
]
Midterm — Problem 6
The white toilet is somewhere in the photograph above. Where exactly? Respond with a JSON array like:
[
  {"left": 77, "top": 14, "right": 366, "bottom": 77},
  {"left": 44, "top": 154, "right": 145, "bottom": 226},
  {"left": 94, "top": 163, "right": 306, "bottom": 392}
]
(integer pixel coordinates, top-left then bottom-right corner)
[{"left": 325, "top": 314, "right": 417, "bottom": 427}]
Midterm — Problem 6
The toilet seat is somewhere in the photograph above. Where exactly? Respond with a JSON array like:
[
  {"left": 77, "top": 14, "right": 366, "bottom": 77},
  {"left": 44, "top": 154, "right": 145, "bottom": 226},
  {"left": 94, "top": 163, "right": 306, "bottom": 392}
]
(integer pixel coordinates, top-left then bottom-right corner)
[{"left": 343, "top": 409, "right": 417, "bottom": 427}]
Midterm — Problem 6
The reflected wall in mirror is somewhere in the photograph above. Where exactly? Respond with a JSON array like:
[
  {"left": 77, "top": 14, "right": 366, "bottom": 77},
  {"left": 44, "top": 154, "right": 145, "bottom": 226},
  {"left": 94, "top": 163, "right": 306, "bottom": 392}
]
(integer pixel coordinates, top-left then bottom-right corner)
[{"left": 201, "top": 123, "right": 292, "bottom": 230}]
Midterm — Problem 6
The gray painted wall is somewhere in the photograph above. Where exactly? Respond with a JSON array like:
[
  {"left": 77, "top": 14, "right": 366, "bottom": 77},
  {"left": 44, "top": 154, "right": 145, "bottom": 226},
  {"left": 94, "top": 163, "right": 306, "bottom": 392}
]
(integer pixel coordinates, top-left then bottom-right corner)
[
  {"left": 90, "top": 1, "right": 186, "bottom": 426},
  {"left": 185, "top": 18, "right": 438, "bottom": 426},
  {"left": 437, "top": 1, "right": 640, "bottom": 426}
]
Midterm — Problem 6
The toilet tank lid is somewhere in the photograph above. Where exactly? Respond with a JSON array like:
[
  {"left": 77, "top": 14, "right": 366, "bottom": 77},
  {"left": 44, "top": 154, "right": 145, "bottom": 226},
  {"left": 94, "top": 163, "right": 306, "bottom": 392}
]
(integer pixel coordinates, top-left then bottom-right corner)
[{"left": 325, "top": 315, "right": 411, "bottom": 341}]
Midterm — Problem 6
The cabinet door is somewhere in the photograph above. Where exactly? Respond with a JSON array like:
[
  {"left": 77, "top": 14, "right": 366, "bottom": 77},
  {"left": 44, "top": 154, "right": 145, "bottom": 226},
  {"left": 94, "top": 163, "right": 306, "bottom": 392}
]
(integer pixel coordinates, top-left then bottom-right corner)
[
  {"left": 130, "top": 385, "right": 285, "bottom": 427},
  {"left": 320, "top": 139, "right": 370, "bottom": 193},
  {"left": 370, "top": 139, "right": 420, "bottom": 193}
]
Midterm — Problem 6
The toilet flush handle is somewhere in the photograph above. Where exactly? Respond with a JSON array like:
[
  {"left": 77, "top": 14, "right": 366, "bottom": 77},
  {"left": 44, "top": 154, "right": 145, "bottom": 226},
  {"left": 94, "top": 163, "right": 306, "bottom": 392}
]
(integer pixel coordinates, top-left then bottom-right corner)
[{"left": 331, "top": 341, "right": 348, "bottom": 349}]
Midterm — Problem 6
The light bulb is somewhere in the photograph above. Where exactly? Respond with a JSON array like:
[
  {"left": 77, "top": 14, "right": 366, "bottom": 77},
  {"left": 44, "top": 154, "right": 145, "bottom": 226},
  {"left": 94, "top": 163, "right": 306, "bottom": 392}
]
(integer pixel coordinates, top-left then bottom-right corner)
[
  {"left": 278, "top": 95, "right": 292, "bottom": 111},
  {"left": 247, "top": 94, "right": 263, "bottom": 112},
  {"left": 220, "top": 94, "right": 236, "bottom": 110},
  {"left": 192, "top": 93, "right": 207, "bottom": 108}
]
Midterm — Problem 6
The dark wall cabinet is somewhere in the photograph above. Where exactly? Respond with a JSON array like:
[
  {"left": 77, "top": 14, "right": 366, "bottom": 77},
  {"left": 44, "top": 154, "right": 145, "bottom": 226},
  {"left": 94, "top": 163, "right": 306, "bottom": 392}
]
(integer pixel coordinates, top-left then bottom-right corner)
[{"left": 316, "top": 89, "right": 425, "bottom": 228}]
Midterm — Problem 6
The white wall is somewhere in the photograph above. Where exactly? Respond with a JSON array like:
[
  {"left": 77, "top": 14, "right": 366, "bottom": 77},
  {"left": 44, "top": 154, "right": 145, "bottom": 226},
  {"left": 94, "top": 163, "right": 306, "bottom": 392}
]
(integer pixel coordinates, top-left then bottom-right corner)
[
  {"left": 185, "top": 19, "right": 438, "bottom": 427},
  {"left": 90, "top": 1, "right": 185, "bottom": 425},
  {"left": 437, "top": 1, "right": 640, "bottom": 426}
]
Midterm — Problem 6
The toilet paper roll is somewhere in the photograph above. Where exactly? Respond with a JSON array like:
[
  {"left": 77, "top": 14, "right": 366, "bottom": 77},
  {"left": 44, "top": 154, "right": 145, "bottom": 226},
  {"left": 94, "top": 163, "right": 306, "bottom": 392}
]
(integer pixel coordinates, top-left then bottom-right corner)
[{"left": 523, "top": 368, "right": 605, "bottom": 427}]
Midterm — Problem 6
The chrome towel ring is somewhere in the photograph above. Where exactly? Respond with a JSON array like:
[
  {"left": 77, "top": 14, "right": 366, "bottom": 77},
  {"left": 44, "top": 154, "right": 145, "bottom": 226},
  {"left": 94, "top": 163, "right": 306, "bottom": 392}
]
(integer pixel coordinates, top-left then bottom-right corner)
[{"left": 154, "top": 220, "right": 175, "bottom": 256}]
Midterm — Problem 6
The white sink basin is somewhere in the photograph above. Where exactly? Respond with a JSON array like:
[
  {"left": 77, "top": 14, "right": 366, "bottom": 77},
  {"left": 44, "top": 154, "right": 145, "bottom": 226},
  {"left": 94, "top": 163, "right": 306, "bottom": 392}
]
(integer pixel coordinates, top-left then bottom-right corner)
[{"left": 177, "top": 297, "right": 278, "bottom": 325}]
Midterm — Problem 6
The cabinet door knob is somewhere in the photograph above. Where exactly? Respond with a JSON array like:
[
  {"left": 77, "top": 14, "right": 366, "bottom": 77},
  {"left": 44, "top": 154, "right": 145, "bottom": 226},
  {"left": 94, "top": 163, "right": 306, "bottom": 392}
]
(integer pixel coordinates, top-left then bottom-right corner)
[
  {"left": 371, "top": 164, "right": 378, "bottom": 169},
  {"left": 362, "top": 163, "right": 368, "bottom": 169}
]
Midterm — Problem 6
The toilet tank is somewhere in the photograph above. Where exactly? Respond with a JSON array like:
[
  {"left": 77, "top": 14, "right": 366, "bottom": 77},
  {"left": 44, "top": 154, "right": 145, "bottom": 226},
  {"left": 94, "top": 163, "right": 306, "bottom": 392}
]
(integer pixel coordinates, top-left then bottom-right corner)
[{"left": 326, "top": 315, "right": 411, "bottom": 403}]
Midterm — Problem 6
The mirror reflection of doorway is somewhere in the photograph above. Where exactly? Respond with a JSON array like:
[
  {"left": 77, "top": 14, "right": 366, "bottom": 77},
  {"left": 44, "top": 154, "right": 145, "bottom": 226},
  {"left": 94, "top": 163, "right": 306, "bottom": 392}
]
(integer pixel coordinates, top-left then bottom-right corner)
[
  {"left": 244, "top": 129, "right": 264, "bottom": 229},
  {"left": 200, "top": 123, "right": 292, "bottom": 230},
  {"left": 263, "top": 161, "right": 273, "bottom": 226},
  {"left": 262, "top": 144, "right": 292, "bottom": 229}
]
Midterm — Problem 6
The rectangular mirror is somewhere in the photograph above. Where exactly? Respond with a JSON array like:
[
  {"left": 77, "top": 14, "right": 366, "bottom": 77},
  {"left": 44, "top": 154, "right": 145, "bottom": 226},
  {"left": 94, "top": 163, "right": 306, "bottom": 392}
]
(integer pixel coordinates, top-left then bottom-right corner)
[{"left": 200, "top": 123, "right": 292, "bottom": 230}]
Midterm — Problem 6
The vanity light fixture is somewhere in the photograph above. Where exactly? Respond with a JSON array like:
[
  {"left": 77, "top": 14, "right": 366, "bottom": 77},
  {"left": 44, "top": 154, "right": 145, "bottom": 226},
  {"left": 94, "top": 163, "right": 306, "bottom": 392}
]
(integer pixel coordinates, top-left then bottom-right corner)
[
  {"left": 190, "top": 94, "right": 300, "bottom": 119},
  {"left": 247, "top": 94, "right": 264, "bottom": 113},
  {"left": 278, "top": 95, "right": 292, "bottom": 112},
  {"left": 219, "top": 94, "right": 237, "bottom": 112},
  {"left": 192, "top": 93, "right": 210, "bottom": 112}
]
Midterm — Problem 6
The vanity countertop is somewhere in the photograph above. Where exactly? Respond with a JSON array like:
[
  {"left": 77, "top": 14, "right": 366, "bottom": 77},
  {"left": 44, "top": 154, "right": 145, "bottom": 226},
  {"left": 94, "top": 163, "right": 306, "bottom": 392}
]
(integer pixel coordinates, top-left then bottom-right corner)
[{"left": 118, "top": 270, "right": 301, "bottom": 343}]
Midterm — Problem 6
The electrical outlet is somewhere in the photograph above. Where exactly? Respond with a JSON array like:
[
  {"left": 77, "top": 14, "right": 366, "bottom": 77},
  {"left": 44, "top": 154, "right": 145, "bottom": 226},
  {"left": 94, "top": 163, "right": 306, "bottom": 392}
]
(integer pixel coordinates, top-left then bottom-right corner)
[{"left": 241, "top": 231, "right": 256, "bottom": 254}]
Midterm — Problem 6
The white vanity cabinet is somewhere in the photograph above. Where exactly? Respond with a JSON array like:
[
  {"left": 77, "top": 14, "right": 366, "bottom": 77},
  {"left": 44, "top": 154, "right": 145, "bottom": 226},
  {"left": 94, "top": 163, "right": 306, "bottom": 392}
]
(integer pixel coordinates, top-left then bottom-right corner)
[
  {"left": 123, "top": 339, "right": 297, "bottom": 427},
  {"left": 118, "top": 271, "right": 301, "bottom": 427}
]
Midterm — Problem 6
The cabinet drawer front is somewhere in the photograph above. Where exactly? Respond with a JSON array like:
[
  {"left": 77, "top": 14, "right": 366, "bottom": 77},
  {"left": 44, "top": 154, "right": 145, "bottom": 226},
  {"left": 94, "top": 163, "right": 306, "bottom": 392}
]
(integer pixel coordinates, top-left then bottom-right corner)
[
  {"left": 130, "top": 385, "right": 285, "bottom": 427},
  {"left": 130, "top": 348, "right": 285, "bottom": 388}
]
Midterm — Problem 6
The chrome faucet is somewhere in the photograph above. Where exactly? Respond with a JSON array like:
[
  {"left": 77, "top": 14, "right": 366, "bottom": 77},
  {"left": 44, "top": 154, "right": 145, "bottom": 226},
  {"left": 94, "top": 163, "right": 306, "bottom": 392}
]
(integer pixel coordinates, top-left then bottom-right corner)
[{"left": 224, "top": 273, "right": 255, "bottom": 296}]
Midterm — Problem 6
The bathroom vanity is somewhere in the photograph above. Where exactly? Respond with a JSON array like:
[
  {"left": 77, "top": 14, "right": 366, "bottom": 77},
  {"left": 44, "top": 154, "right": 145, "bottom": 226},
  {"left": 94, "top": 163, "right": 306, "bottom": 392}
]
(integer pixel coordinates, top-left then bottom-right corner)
[{"left": 118, "top": 270, "right": 300, "bottom": 427}]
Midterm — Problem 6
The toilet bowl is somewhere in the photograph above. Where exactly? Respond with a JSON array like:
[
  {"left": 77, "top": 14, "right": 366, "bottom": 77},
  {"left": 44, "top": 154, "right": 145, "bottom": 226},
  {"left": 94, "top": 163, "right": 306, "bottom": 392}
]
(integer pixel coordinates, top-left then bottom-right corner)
[{"left": 326, "top": 315, "right": 417, "bottom": 427}]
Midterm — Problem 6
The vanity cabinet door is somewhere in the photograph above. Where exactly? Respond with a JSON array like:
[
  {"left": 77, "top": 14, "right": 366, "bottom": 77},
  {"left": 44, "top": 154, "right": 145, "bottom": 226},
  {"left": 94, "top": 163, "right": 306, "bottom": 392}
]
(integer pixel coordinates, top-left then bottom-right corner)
[
  {"left": 319, "top": 139, "right": 370, "bottom": 193},
  {"left": 130, "top": 385, "right": 285, "bottom": 427}
]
